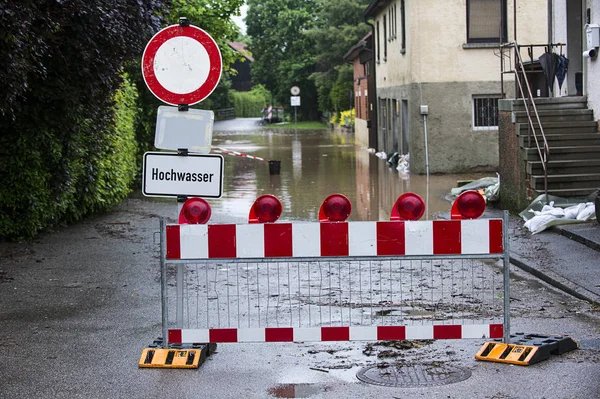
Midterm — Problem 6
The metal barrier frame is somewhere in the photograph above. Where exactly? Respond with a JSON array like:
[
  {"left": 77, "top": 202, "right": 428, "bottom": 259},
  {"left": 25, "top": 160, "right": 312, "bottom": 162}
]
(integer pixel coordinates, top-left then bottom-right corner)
[{"left": 158, "top": 211, "right": 510, "bottom": 348}]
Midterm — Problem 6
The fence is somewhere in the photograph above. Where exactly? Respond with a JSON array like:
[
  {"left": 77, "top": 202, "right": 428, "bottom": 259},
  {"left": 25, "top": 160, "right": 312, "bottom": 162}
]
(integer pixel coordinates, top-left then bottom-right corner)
[
  {"left": 158, "top": 212, "right": 510, "bottom": 348},
  {"left": 215, "top": 108, "right": 235, "bottom": 121}
]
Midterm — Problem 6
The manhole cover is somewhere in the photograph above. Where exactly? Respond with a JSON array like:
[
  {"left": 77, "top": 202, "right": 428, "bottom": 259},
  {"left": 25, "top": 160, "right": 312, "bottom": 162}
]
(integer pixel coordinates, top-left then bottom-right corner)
[{"left": 356, "top": 363, "right": 471, "bottom": 387}]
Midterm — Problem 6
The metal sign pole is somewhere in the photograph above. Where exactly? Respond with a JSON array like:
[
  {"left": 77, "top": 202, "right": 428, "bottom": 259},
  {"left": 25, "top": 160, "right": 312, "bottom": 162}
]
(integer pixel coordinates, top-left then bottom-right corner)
[
  {"left": 503, "top": 210, "right": 511, "bottom": 344},
  {"left": 160, "top": 217, "right": 169, "bottom": 348}
]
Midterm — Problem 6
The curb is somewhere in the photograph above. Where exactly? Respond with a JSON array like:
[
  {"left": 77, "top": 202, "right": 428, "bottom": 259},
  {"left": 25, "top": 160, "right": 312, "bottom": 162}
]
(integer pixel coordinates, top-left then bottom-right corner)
[
  {"left": 552, "top": 226, "right": 600, "bottom": 252},
  {"left": 509, "top": 253, "right": 600, "bottom": 306}
]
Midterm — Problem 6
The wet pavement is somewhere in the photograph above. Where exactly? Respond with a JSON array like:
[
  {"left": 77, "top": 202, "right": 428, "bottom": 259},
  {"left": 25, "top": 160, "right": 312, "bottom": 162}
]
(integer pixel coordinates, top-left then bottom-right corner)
[{"left": 0, "top": 118, "right": 599, "bottom": 398}]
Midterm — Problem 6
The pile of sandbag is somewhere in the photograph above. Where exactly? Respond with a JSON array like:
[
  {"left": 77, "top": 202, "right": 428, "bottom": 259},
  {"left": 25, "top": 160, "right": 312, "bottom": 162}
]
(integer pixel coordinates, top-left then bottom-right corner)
[{"left": 521, "top": 199, "right": 596, "bottom": 234}]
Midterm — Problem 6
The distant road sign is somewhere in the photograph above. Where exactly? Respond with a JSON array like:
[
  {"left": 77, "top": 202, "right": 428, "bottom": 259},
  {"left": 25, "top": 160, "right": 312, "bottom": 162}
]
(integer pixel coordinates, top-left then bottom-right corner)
[
  {"left": 290, "top": 86, "right": 300, "bottom": 95},
  {"left": 142, "top": 152, "right": 224, "bottom": 198},
  {"left": 142, "top": 24, "right": 222, "bottom": 106},
  {"left": 291, "top": 96, "right": 301, "bottom": 107}
]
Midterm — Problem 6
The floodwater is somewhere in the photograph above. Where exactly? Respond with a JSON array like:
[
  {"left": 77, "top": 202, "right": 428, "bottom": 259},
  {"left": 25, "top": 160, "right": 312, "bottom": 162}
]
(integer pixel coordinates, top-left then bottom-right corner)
[{"left": 208, "top": 118, "right": 493, "bottom": 222}]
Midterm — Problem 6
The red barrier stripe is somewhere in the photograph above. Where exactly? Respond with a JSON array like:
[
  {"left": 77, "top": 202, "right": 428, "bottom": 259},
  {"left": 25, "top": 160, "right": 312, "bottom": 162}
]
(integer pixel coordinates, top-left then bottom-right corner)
[
  {"left": 376, "top": 221, "right": 406, "bottom": 255},
  {"left": 433, "top": 220, "right": 461, "bottom": 254},
  {"left": 489, "top": 220, "right": 503, "bottom": 254},
  {"left": 265, "top": 223, "right": 293, "bottom": 257},
  {"left": 208, "top": 224, "right": 236, "bottom": 258},
  {"left": 489, "top": 324, "right": 504, "bottom": 339},
  {"left": 321, "top": 326, "right": 350, "bottom": 341},
  {"left": 168, "top": 329, "right": 182, "bottom": 344},
  {"left": 377, "top": 326, "right": 406, "bottom": 340},
  {"left": 320, "top": 223, "right": 349, "bottom": 256},
  {"left": 433, "top": 325, "right": 462, "bottom": 339},
  {"left": 265, "top": 327, "right": 294, "bottom": 342},
  {"left": 166, "top": 225, "right": 181, "bottom": 259},
  {"left": 210, "top": 328, "right": 238, "bottom": 343}
]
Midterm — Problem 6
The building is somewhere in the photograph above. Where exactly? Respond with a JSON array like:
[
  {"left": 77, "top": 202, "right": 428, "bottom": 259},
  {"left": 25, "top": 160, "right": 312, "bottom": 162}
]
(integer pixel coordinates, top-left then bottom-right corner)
[
  {"left": 551, "top": 0, "right": 599, "bottom": 111},
  {"left": 344, "top": 32, "right": 375, "bottom": 149},
  {"left": 498, "top": 0, "right": 600, "bottom": 210},
  {"left": 364, "top": 0, "right": 547, "bottom": 174},
  {"left": 228, "top": 42, "right": 254, "bottom": 92}
]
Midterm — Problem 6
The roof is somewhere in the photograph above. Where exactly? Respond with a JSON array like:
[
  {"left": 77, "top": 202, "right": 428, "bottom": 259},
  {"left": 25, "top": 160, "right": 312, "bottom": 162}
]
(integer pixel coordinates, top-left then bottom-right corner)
[
  {"left": 227, "top": 42, "right": 254, "bottom": 62},
  {"left": 343, "top": 32, "right": 373, "bottom": 62},
  {"left": 364, "top": 0, "right": 392, "bottom": 18}
]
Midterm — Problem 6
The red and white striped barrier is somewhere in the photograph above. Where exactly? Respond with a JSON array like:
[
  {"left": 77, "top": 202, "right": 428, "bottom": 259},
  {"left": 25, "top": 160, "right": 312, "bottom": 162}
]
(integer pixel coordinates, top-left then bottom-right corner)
[
  {"left": 166, "top": 219, "right": 503, "bottom": 260},
  {"left": 168, "top": 324, "right": 504, "bottom": 344},
  {"left": 211, "top": 146, "right": 269, "bottom": 162}
]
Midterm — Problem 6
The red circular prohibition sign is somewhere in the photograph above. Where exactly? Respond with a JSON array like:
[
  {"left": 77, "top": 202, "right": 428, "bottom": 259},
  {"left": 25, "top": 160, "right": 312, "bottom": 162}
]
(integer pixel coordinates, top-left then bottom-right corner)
[{"left": 142, "top": 24, "right": 222, "bottom": 106}]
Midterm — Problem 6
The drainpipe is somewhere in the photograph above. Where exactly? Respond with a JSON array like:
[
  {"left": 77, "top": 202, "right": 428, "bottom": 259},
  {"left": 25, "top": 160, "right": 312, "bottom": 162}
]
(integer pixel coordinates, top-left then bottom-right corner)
[
  {"left": 547, "top": 0, "right": 553, "bottom": 46},
  {"left": 365, "top": 19, "right": 378, "bottom": 150}
]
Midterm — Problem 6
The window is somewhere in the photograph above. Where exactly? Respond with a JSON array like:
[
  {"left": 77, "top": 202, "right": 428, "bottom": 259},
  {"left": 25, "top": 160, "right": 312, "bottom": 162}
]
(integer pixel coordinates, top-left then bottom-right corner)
[
  {"left": 400, "top": 0, "right": 406, "bottom": 53},
  {"left": 383, "top": 14, "right": 387, "bottom": 60},
  {"left": 472, "top": 96, "right": 500, "bottom": 130},
  {"left": 467, "top": 0, "right": 507, "bottom": 43},
  {"left": 391, "top": 5, "right": 396, "bottom": 38},
  {"left": 376, "top": 21, "right": 380, "bottom": 62}
]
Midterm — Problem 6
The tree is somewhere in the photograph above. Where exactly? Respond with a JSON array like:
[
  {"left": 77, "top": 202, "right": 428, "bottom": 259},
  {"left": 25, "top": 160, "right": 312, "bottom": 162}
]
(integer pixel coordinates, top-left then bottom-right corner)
[
  {"left": 0, "top": 0, "right": 166, "bottom": 239},
  {"left": 307, "top": 0, "right": 370, "bottom": 114},
  {"left": 246, "top": 0, "right": 369, "bottom": 119},
  {"left": 167, "top": 0, "right": 245, "bottom": 74},
  {"left": 246, "top": 0, "right": 320, "bottom": 120}
]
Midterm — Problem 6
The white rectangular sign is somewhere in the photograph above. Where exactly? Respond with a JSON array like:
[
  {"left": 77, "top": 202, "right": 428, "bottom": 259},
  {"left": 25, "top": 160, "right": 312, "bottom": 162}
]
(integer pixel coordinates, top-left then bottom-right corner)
[
  {"left": 291, "top": 96, "right": 301, "bottom": 106},
  {"left": 154, "top": 106, "right": 214, "bottom": 153},
  {"left": 142, "top": 152, "right": 224, "bottom": 198}
]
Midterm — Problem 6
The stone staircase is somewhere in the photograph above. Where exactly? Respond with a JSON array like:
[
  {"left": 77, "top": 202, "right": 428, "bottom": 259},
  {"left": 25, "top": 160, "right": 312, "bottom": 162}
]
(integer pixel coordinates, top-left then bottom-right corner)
[{"left": 512, "top": 96, "right": 600, "bottom": 198}]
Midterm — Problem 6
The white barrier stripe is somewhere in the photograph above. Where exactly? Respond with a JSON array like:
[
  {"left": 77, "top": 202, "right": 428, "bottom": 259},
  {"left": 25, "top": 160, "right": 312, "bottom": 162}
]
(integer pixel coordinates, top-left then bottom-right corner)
[
  {"left": 350, "top": 326, "right": 377, "bottom": 341},
  {"left": 405, "top": 221, "right": 434, "bottom": 255},
  {"left": 292, "top": 223, "right": 320, "bottom": 257},
  {"left": 462, "top": 324, "right": 493, "bottom": 339},
  {"left": 405, "top": 325, "right": 435, "bottom": 340},
  {"left": 181, "top": 329, "right": 209, "bottom": 343},
  {"left": 293, "top": 327, "right": 321, "bottom": 342},
  {"left": 349, "top": 222, "right": 377, "bottom": 256},
  {"left": 180, "top": 224, "right": 208, "bottom": 259},
  {"left": 236, "top": 224, "right": 265, "bottom": 258},
  {"left": 238, "top": 328, "right": 266, "bottom": 342},
  {"left": 461, "top": 219, "right": 490, "bottom": 254}
]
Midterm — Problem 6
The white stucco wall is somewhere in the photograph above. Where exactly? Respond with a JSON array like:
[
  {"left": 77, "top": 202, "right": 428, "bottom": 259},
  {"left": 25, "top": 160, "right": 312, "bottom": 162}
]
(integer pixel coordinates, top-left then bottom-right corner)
[
  {"left": 584, "top": 0, "right": 600, "bottom": 119},
  {"left": 374, "top": 0, "right": 548, "bottom": 88},
  {"left": 552, "top": 0, "right": 600, "bottom": 124}
]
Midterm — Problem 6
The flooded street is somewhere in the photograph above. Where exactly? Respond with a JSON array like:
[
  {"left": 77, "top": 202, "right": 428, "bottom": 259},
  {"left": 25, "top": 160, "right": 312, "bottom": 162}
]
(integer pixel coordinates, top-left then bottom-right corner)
[
  {"left": 2, "top": 117, "right": 598, "bottom": 399},
  {"left": 211, "top": 118, "right": 493, "bottom": 222}
]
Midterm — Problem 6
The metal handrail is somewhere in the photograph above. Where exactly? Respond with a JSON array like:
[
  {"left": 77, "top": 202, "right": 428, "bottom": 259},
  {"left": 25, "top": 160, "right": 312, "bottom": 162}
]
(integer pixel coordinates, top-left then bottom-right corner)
[{"left": 501, "top": 41, "right": 550, "bottom": 199}]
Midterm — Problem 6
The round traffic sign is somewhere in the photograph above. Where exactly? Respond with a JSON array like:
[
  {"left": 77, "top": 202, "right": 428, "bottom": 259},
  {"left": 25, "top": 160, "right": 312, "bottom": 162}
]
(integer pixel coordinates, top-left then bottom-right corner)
[
  {"left": 142, "top": 24, "right": 222, "bottom": 106},
  {"left": 290, "top": 86, "right": 300, "bottom": 95}
]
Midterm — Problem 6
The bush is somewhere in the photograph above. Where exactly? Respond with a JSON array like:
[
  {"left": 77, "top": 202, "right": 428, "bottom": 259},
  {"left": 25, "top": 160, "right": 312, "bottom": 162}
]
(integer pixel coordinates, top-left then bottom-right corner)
[
  {"left": 0, "top": 76, "right": 140, "bottom": 240},
  {"left": 340, "top": 109, "right": 355, "bottom": 128},
  {"left": 230, "top": 84, "right": 271, "bottom": 117}
]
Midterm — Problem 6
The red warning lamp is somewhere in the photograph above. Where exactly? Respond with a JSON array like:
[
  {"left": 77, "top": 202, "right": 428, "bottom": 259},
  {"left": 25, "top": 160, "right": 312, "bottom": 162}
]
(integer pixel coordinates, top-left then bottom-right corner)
[
  {"left": 319, "top": 194, "right": 352, "bottom": 222},
  {"left": 451, "top": 190, "right": 486, "bottom": 220},
  {"left": 249, "top": 194, "right": 282, "bottom": 223},
  {"left": 179, "top": 197, "right": 212, "bottom": 224},
  {"left": 390, "top": 192, "right": 425, "bottom": 221}
]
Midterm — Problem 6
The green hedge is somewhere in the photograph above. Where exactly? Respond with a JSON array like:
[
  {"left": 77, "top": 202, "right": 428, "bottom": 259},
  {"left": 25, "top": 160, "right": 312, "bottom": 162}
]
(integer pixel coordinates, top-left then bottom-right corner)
[
  {"left": 230, "top": 84, "right": 271, "bottom": 117},
  {"left": 0, "top": 76, "right": 139, "bottom": 240}
]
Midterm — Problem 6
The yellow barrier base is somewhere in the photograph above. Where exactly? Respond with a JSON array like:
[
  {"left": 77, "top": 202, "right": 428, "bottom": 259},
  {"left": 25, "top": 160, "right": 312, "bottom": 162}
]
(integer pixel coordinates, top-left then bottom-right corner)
[
  {"left": 139, "top": 348, "right": 205, "bottom": 369},
  {"left": 475, "top": 333, "right": 578, "bottom": 366}
]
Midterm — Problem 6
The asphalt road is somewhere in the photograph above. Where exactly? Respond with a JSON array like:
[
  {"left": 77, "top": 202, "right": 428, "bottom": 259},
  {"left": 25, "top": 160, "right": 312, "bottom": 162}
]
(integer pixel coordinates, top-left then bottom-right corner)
[{"left": 1, "top": 195, "right": 599, "bottom": 399}]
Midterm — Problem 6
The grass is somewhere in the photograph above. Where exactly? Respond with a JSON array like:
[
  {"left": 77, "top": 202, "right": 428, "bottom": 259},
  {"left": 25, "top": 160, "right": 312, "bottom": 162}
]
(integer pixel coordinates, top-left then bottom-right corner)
[{"left": 263, "top": 121, "right": 330, "bottom": 130}]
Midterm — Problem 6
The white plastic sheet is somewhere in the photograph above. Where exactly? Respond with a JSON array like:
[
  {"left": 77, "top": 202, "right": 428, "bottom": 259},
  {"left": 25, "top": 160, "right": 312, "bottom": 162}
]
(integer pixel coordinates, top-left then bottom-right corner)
[{"left": 520, "top": 194, "right": 597, "bottom": 234}]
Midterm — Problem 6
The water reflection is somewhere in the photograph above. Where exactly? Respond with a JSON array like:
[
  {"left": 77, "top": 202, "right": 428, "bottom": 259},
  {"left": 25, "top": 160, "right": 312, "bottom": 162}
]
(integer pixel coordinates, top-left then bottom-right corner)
[{"left": 210, "top": 121, "right": 492, "bottom": 222}]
